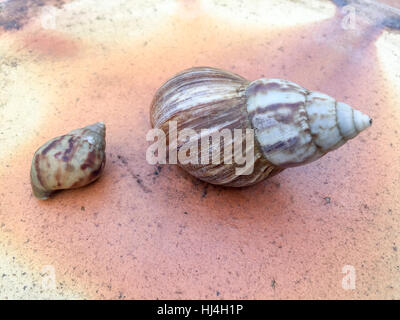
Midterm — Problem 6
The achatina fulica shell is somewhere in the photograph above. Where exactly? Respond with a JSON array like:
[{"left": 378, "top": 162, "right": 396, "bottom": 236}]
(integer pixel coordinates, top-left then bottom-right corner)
[
  {"left": 30, "top": 122, "right": 106, "bottom": 199},
  {"left": 150, "top": 67, "right": 372, "bottom": 187}
]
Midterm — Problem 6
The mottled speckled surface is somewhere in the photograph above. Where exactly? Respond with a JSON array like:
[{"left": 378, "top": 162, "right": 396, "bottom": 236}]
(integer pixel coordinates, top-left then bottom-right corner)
[{"left": 0, "top": 0, "right": 399, "bottom": 299}]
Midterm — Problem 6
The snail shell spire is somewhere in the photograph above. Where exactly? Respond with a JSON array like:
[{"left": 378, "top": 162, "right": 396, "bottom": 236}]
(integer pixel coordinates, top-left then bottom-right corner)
[{"left": 246, "top": 78, "right": 371, "bottom": 168}]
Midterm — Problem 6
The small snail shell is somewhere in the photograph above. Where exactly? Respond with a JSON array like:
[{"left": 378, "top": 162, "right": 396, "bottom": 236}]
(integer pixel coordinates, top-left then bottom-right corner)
[
  {"left": 30, "top": 122, "right": 106, "bottom": 199},
  {"left": 150, "top": 67, "right": 372, "bottom": 187}
]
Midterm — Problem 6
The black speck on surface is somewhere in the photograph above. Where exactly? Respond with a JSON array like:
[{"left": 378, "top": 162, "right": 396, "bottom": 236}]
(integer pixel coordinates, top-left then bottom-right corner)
[
  {"left": 132, "top": 173, "right": 152, "bottom": 193},
  {"left": 153, "top": 165, "right": 162, "bottom": 176},
  {"left": 201, "top": 185, "right": 208, "bottom": 198},
  {"left": 117, "top": 155, "right": 128, "bottom": 165},
  {"left": 115, "top": 154, "right": 151, "bottom": 193}
]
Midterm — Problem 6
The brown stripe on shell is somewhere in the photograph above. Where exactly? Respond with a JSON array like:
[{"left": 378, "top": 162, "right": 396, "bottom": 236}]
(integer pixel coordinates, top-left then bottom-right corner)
[
  {"left": 334, "top": 100, "right": 347, "bottom": 141},
  {"left": 246, "top": 78, "right": 306, "bottom": 97},
  {"left": 249, "top": 100, "right": 306, "bottom": 156},
  {"left": 303, "top": 127, "right": 324, "bottom": 153},
  {"left": 89, "top": 159, "right": 105, "bottom": 180},
  {"left": 41, "top": 136, "right": 64, "bottom": 155},
  {"left": 66, "top": 163, "right": 75, "bottom": 172},
  {"left": 351, "top": 107, "right": 359, "bottom": 133},
  {"left": 248, "top": 102, "right": 306, "bottom": 133},
  {"left": 62, "top": 136, "right": 78, "bottom": 162},
  {"left": 34, "top": 153, "right": 45, "bottom": 189},
  {"left": 303, "top": 92, "right": 339, "bottom": 154},
  {"left": 248, "top": 102, "right": 305, "bottom": 118},
  {"left": 262, "top": 137, "right": 299, "bottom": 154},
  {"left": 55, "top": 167, "right": 62, "bottom": 187},
  {"left": 160, "top": 77, "right": 243, "bottom": 106},
  {"left": 246, "top": 81, "right": 304, "bottom": 97},
  {"left": 81, "top": 149, "right": 97, "bottom": 170}
]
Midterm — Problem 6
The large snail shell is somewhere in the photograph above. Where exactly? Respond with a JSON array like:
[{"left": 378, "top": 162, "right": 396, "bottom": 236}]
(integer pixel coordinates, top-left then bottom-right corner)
[
  {"left": 150, "top": 67, "right": 371, "bottom": 187},
  {"left": 30, "top": 122, "right": 106, "bottom": 199}
]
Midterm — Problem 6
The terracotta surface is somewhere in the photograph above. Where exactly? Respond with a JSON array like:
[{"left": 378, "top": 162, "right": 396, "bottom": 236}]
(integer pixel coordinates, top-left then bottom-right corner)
[{"left": 0, "top": 0, "right": 399, "bottom": 299}]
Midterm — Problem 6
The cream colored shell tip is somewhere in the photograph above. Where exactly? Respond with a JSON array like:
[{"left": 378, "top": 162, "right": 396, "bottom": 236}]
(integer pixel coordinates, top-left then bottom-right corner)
[
  {"left": 150, "top": 67, "right": 372, "bottom": 187},
  {"left": 30, "top": 122, "right": 106, "bottom": 200}
]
